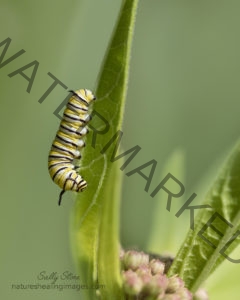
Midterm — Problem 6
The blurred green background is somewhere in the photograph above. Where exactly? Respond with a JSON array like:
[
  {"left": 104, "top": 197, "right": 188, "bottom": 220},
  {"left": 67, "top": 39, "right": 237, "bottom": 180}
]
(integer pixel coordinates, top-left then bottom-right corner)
[{"left": 1, "top": 0, "right": 240, "bottom": 299}]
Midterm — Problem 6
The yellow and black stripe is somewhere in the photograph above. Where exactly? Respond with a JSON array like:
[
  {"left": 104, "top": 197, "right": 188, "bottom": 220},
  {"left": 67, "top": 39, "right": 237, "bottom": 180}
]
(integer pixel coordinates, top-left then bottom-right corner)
[{"left": 48, "top": 89, "right": 96, "bottom": 205}]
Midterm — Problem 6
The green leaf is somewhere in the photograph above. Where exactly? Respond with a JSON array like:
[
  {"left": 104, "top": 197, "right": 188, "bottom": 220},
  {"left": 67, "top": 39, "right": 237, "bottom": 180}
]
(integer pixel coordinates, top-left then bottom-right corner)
[
  {"left": 168, "top": 141, "right": 240, "bottom": 293},
  {"left": 71, "top": 0, "right": 139, "bottom": 299}
]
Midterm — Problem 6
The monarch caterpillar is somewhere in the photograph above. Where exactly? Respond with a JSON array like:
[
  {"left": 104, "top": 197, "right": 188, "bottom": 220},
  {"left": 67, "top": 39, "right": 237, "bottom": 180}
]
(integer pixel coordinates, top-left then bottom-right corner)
[{"left": 48, "top": 88, "right": 96, "bottom": 206}]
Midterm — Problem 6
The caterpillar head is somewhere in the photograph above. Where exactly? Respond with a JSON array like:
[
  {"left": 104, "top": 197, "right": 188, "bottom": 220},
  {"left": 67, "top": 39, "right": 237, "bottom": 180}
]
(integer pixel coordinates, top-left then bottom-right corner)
[{"left": 74, "top": 88, "right": 96, "bottom": 105}]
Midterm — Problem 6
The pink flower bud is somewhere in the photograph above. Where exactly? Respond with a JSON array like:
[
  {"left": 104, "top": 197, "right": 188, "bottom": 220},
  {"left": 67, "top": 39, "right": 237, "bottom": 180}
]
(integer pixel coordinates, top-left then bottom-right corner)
[
  {"left": 150, "top": 259, "right": 165, "bottom": 275},
  {"left": 122, "top": 270, "right": 143, "bottom": 295},
  {"left": 123, "top": 250, "right": 149, "bottom": 270},
  {"left": 167, "top": 275, "right": 184, "bottom": 293}
]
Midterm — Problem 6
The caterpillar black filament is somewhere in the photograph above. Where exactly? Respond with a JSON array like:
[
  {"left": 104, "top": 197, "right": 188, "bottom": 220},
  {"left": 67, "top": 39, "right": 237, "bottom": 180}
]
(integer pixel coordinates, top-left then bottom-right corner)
[{"left": 48, "top": 89, "right": 96, "bottom": 206}]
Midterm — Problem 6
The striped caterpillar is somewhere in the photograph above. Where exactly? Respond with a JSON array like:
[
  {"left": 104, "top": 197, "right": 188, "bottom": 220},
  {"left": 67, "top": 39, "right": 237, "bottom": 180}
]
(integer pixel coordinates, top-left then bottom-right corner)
[{"left": 48, "top": 89, "right": 96, "bottom": 205}]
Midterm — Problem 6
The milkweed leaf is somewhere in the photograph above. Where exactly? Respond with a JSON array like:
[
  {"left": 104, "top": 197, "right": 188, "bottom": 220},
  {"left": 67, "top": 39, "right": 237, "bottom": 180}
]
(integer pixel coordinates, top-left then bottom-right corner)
[
  {"left": 168, "top": 141, "right": 240, "bottom": 293},
  {"left": 71, "top": 1, "right": 139, "bottom": 299}
]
